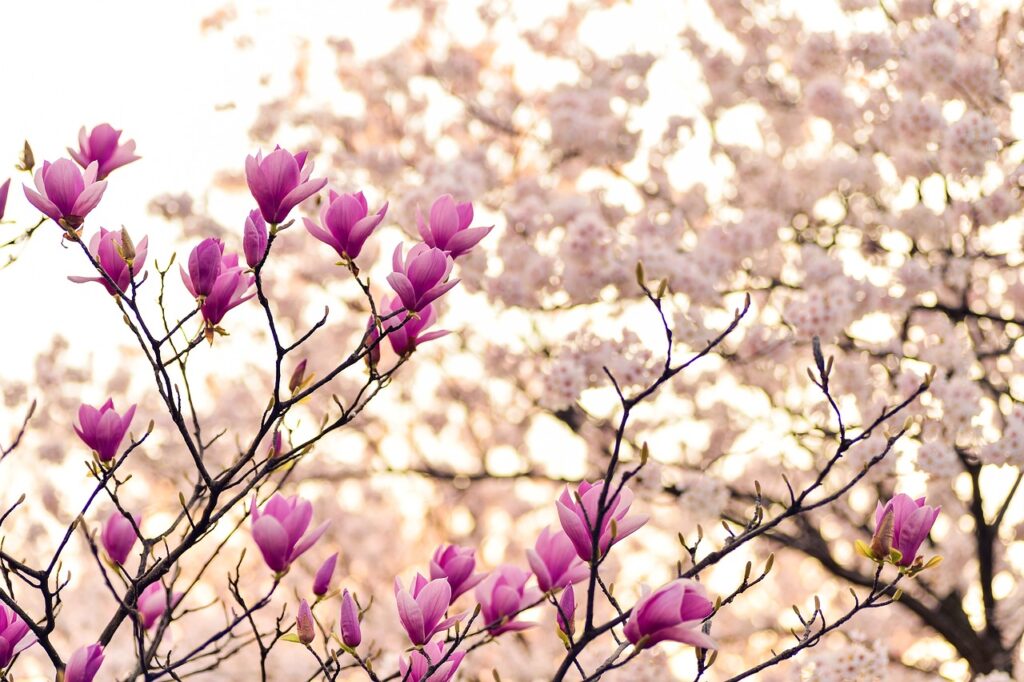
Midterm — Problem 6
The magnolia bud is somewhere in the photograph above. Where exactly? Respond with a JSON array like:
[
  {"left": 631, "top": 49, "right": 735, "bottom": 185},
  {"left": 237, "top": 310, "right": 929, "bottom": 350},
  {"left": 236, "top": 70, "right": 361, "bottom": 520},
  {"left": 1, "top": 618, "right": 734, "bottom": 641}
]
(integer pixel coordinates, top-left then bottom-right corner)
[{"left": 296, "top": 599, "right": 315, "bottom": 644}]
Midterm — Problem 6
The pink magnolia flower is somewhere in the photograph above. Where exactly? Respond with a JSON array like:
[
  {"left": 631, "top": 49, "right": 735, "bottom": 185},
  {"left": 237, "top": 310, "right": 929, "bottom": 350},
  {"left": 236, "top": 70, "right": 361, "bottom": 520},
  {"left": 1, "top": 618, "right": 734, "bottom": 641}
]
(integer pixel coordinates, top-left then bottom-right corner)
[
  {"left": 67, "top": 227, "right": 148, "bottom": 295},
  {"left": 138, "top": 583, "right": 183, "bottom": 630},
  {"left": 200, "top": 263, "right": 255, "bottom": 328},
  {"left": 875, "top": 493, "right": 941, "bottom": 567},
  {"left": 64, "top": 644, "right": 104, "bottom": 682},
  {"left": 73, "top": 399, "right": 136, "bottom": 462},
  {"left": 417, "top": 195, "right": 492, "bottom": 259},
  {"left": 394, "top": 574, "right": 463, "bottom": 645},
  {"left": 245, "top": 147, "right": 326, "bottom": 224},
  {"left": 68, "top": 124, "right": 140, "bottom": 179},
  {"left": 0, "top": 604, "right": 35, "bottom": 668},
  {"left": 556, "top": 481, "right": 648, "bottom": 560},
  {"left": 527, "top": 526, "right": 588, "bottom": 592},
  {"left": 243, "top": 209, "right": 268, "bottom": 268},
  {"left": 0, "top": 178, "right": 10, "bottom": 221},
  {"left": 312, "top": 552, "right": 338, "bottom": 596},
  {"left": 367, "top": 296, "right": 449, "bottom": 363},
  {"left": 474, "top": 565, "right": 541, "bottom": 635},
  {"left": 296, "top": 599, "right": 315, "bottom": 644},
  {"left": 429, "top": 544, "right": 485, "bottom": 602},
  {"left": 249, "top": 494, "right": 330, "bottom": 573},
  {"left": 624, "top": 579, "right": 716, "bottom": 650},
  {"left": 303, "top": 190, "right": 387, "bottom": 261},
  {"left": 101, "top": 511, "right": 140, "bottom": 566},
  {"left": 557, "top": 584, "right": 575, "bottom": 637},
  {"left": 386, "top": 243, "right": 459, "bottom": 313},
  {"left": 340, "top": 589, "right": 361, "bottom": 648},
  {"left": 23, "top": 159, "right": 106, "bottom": 227},
  {"left": 180, "top": 238, "right": 225, "bottom": 298},
  {"left": 398, "top": 641, "right": 465, "bottom": 682}
]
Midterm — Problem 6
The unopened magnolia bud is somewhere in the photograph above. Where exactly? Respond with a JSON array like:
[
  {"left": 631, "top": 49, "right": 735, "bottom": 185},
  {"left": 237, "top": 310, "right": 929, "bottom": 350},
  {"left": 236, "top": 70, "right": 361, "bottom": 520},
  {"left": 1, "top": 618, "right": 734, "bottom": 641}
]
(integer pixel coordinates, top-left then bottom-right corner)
[
  {"left": 296, "top": 599, "right": 315, "bottom": 644},
  {"left": 118, "top": 227, "right": 136, "bottom": 263},
  {"left": 289, "top": 359, "right": 309, "bottom": 394},
  {"left": 869, "top": 507, "right": 895, "bottom": 558},
  {"left": 19, "top": 140, "right": 34, "bottom": 172}
]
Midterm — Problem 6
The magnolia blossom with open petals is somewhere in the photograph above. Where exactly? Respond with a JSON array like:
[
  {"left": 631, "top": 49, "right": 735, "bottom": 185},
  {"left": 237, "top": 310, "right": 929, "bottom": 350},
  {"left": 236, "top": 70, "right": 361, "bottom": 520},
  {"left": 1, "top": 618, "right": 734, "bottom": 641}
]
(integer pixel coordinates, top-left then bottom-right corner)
[
  {"left": 394, "top": 574, "right": 463, "bottom": 645},
  {"left": 429, "top": 544, "right": 485, "bottom": 602},
  {"left": 0, "top": 604, "right": 35, "bottom": 668},
  {"left": 68, "top": 124, "right": 140, "bottom": 179},
  {"left": 417, "top": 194, "right": 492, "bottom": 259},
  {"left": 398, "top": 641, "right": 465, "bottom": 682},
  {"left": 527, "top": 526, "right": 588, "bottom": 592},
  {"left": 386, "top": 243, "right": 458, "bottom": 313},
  {"left": 874, "top": 494, "right": 941, "bottom": 567},
  {"left": 67, "top": 227, "right": 148, "bottom": 295},
  {"left": 624, "top": 579, "right": 716, "bottom": 650},
  {"left": 181, "top": 238, "right": 226, "bottom": 298},
  {"left": 250, "top": 494, "right": 330, "bottom": 573},
  {"left": 556, "top": 481, "right": 648, "bottom": 560},
  {"left": 63, "top": 644, "right": 104, "bottom": 682},
  {"left": 23, "top": 159, "right": 106, "bottom": 227},
  {"left": 245, "top": 147, "right": 326, "bottom": 224},
  {"left": 304, "top": 190, "right": 387, "bottom": 261},
  {"left": 475, "top": 565, "right": 541, "bottom": 635},
  {"left": 138, "top": 583, "right": 183, "bottom": 630},
  {"left": 200, "top": 263, "right": 255, "bottom": 328},
  {"left": 367, "top": 297, "right": 449, "bottom": 363},
  {"left": 73, "top": 399, "right": 136, "bottom": 462}
]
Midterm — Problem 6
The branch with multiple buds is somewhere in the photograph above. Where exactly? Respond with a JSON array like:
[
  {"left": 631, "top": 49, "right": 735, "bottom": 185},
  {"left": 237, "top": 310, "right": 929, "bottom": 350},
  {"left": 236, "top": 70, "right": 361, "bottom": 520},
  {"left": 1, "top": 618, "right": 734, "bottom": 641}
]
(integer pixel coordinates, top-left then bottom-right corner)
[{"left": 0, "top": 123, "right": 942, "bottom": 682}]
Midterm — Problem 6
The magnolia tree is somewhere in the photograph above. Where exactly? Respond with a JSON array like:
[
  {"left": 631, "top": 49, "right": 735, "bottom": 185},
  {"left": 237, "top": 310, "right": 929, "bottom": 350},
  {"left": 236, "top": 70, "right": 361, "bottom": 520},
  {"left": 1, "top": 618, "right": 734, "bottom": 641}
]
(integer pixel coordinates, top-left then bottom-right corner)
[
  {"left": 2, "top": 0, "right": 1024, "bottom": 679},
  {"left": 0, "top": 131, "right": 933, "bottom": 682}
]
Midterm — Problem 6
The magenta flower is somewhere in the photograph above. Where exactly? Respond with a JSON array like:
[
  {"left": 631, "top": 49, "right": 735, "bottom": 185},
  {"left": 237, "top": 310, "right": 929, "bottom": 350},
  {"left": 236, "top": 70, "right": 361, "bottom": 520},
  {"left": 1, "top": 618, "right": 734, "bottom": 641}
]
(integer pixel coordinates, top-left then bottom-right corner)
[
  {"left": 429, "top": 544, "right": 485, "bottom": 602},
  {"left": 200, "top": 263, "right": 255, "bottom": 328},
  {"left": 526, "top": 526, "right": 588, "bottom": 592},
  {"left": 394, "top": 574, "right": 464, "bottom": 645},
  {"left": 23, "top": 159, "right": 106, "bottom": 227},
  {"left": 557, "top": 584, "right": 575, "bottom": 637},
  {"left": 296, "top": 599, "right": 315, "bottom": 644},
  {"left": 101, "top": 511, "right": 140, "bottom": 566},
  {"left": 474, "top": 565, "right": 541, "bottom": 635},
  {"left": 875, "top": 494, "right": 940, "bottom": 567},
  {"left": 398, "top": 641, "right": 465, "bottom": 682},
  {"left": 69, "top": 124, "right": 140, "bottom": 179},
  {"left": 181, "top": 238, "right": 225, "bottom": 298},
  {"left": 417, "top": 195, "right": 492, "bottom": 259},
  {"left": 138, "top": 583, "right": 183, "bottom": 630},
  {"left": 386, "top": 244, "right": 459, "bottom": 313},
  {"left": 68, "top": 227, "right": 149, "bottom": 295},
  {"left": 556, "top": 481, "right": 648, "bottom": 560},
  {"left": 250, "top": 494, "right": 330, "bottom": 573},
  {"left": 312, "top": 552, "right": 338, "bottom": 596},
  {"left": 0, "top": 604, "right": 35, "bottom": 668},
  {"left": 73, "top": 399, "right": 136, "bottom": 463},
  {"left": 0, "top": 178, "right": 10, "bottom": 221},
  {"left": 367, "top": 296, "right": 449, "bottom": 363},
  {"left": 340, "top": 589, "right": 361, "bottom": 648},
  {"left": 624, "top": 579, "right": 716, "bottom": 650},
  {"left": 64, "top": 644, "right": 104, "bottom": 682},
  {"left": 243, "top": 209, "right": 268, "bottom": 268},
  {"left": 303, "top": 190, "right": 387, "bottom": 261},
  {"left": 245, "top": 147, "right": 326, "bottom": 224}
]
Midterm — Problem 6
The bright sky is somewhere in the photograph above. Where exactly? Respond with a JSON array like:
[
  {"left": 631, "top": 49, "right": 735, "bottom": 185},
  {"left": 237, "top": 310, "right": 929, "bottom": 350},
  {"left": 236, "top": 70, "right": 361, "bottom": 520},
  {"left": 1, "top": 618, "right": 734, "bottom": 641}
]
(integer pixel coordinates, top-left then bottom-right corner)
[{"left": 0, "top": 2, "right": 412, "bottom": 383}]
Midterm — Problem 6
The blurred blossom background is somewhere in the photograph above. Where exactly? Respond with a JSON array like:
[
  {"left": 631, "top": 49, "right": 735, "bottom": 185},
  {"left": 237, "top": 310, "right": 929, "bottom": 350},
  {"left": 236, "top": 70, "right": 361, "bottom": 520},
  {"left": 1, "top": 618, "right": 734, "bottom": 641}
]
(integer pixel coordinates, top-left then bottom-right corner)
[{"left": 3, "top": 0, "right": 1024, "bottom": 680}]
